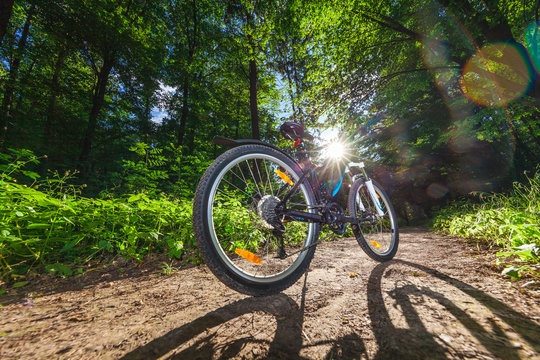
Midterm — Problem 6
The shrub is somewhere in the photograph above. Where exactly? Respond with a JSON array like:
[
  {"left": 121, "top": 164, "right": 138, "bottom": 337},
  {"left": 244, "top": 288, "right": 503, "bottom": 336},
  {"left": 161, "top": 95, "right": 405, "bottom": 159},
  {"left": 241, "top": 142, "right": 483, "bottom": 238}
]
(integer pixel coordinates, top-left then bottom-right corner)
[{"left": 433, "top": 170, "right": 540, "bottom": 279}]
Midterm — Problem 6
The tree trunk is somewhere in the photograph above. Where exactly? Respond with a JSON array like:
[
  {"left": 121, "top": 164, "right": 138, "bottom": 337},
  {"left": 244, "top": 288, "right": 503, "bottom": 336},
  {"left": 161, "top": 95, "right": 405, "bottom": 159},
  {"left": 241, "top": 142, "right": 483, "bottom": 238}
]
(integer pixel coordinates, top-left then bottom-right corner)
[
  {"left": 0, "top": 0, "right": 14, "bottom": 45},
  {"left": 177, "top": 78, "right": 189, "bottom": 147},
  {"left": 43, "top": 47, "right": 66, "bottom": 156},
  {"left": 285, "top": 59, "right": 297, "bottom": 122},
  {"left": 291, "top": 45, "right": 305, "bottom": 123},
  {"left": 506, "top": 117, "right": 538, "bottom": 174},
  {"left": 0, "top": 4, "right": 35, "bottom": 147},
  {"left": 184, "top": 116, "right": 196, "bottom": 156},
  {"left": 79, "top": 54, "right": 115, "bottom": 165},
  {"left": 13, "top": 55, "right": 37, "bottom": 116},
  {"left": 249, "top": 58, "right": 259, "bottom": 140},
  {"left": 176, "top": 0, "right": 197, "bottom": 147},
  {"left": 140, "top": 91, "right": 152, "bottom": 144},
  {"left": 234, "top": 101, "right": 240, "bottom": 139}
]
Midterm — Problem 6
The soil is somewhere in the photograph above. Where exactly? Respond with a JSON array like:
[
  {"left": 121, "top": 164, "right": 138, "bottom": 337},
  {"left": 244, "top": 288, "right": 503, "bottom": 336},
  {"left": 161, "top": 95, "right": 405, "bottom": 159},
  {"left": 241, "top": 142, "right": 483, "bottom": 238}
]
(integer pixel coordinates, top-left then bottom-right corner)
[{"left": 1, "top": 228, "right": 539, "bottom": 360}]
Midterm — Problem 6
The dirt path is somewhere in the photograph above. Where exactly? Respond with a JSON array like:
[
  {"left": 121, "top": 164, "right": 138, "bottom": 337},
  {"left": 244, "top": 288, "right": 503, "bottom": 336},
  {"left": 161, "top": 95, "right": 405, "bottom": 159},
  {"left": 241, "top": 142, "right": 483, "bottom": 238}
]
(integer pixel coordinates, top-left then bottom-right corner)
[{"left": 1, "top": 228, "right": 539, "bottom": 359}]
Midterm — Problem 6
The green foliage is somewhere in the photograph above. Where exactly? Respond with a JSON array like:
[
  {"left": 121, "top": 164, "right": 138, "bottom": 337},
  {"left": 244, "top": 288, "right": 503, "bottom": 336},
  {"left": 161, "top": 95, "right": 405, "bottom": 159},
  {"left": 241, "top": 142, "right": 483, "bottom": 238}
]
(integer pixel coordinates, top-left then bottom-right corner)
[
  {"left": 160, "top": 261, "right": 178, "bottom": 275},
  {"left": 433, "top": 170, "right": 540, "bottom": 279},
  {"left": 12, "top": 281, "right": 28, "bottom": 288},
  {"left": 104, "top": 142, "right": 212, "bottom": 198},
  {"left": 0, "top": 148, "right": 283, "bottom": 280},
  {"left": 0, "top": 150, "right": 196, "bottom": 280},
  {"left": 1, "top": 0, "right": 540, "bottom": 286}
]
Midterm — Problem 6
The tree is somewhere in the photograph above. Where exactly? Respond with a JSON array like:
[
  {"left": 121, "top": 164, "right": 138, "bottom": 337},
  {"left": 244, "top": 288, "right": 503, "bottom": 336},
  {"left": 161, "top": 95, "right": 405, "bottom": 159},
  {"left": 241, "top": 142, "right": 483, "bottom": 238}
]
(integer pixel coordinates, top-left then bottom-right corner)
[
  {"left": 0, "top": 3, "right": 35, "bottom": 147},
  {"left": 0, "top": 0, "right": 15, "bottom": 45},
  {"left": 293, "top": 0, "right": 539, "bottom": 219}
]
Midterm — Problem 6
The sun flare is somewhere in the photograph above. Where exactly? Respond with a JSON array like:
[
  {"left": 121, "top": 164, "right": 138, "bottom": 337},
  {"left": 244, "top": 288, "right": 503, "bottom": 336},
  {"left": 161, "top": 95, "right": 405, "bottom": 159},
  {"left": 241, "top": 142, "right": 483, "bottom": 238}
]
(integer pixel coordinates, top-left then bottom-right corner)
[{"left": 325, "top": 141, "right": 346, "bottom": 160}]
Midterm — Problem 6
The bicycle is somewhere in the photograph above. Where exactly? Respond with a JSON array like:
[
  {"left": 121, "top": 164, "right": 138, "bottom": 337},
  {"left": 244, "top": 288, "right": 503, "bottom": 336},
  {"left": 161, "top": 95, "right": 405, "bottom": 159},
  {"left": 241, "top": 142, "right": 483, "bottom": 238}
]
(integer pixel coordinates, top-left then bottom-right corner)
[{"left": 192, "top": 121, "right": 399, "bottom": 296}]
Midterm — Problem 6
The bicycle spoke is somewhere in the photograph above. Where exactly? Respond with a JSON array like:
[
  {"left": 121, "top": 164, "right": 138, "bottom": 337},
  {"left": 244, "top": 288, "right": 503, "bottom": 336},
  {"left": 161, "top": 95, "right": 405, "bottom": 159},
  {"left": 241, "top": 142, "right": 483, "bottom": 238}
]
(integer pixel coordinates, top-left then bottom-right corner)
[
  {"left": 253, "top": 159, "right": 268, "bottom": 196},
  {"left": 229, "top": 164, "right": 259, "bottom": 199},
  {"left": 245, "top": 159, "right": 263, "bottom": 198},
  {"left": 207, "top": 151, "right": 316, "bottom": 282},
  {"left": 263, "top": 160, "right": 274, "bottom": 196},
  {"left": 219, "top": 179, "right": 257, "bottom": 204}
]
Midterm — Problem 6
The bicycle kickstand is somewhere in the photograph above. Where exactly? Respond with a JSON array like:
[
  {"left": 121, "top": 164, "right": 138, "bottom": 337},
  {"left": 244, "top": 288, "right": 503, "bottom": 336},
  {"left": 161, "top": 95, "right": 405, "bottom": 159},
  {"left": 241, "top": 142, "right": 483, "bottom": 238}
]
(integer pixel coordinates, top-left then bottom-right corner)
[{"left": 272, "top": 224, "right": 287, "bottom": 259}]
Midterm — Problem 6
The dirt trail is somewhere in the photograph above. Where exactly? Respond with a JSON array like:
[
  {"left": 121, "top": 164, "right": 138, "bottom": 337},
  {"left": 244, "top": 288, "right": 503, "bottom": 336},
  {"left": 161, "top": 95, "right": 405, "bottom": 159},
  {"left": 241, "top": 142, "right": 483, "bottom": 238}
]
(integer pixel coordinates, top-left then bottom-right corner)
[{"left": 1, "top": 228, "right": 539, "bottom": 359}]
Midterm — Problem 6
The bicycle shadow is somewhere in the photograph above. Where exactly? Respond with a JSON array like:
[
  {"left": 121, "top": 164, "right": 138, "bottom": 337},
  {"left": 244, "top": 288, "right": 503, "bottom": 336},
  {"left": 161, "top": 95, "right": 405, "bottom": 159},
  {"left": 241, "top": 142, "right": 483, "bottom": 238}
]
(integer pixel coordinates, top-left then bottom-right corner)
[
  {"left": 368, "top": 259, "right": 540, "bottom": 359},
  {"left": 118, "top": 259, "right": 540, "bottom": 359},
  {"left": 120, "top": 293, "right": 303, "bottom": 359},
  {"left": 120, "top": 272, "right": 366, "bottom": 359}
]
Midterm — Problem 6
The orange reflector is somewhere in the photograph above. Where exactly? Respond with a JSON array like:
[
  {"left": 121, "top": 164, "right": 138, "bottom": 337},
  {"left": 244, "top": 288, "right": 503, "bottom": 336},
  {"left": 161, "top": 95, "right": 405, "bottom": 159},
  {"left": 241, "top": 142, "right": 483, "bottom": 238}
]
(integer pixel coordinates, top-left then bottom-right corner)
[
  {"left": 235, "top": 248, "right": 262, "bottom": 264},
  {"left": 275, "top": 169, "right": 294, "bottom": 186},
  {"left": 370, "top": 241, "right": 381, "bottom": 248}
]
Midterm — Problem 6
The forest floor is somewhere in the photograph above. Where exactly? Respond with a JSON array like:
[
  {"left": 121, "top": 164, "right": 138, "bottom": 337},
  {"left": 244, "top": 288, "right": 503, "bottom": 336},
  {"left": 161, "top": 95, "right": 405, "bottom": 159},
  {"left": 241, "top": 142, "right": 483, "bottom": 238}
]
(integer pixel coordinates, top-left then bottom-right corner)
[{"left": 1, "top": 228, "right": 539, "bottom": 359}]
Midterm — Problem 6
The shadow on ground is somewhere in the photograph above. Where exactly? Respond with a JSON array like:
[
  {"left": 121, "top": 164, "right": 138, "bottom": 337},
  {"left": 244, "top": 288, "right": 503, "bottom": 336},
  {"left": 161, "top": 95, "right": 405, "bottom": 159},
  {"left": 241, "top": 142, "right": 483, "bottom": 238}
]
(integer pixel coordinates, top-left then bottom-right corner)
[
  {"left": 0, "top": 255, "right": 195, "bottom": 306},
  {"left": 121, "top": 259, "right": 540, "bottom": 359},
  {"left": 368, "top": 260, "right": 540, "bottom": 359}
]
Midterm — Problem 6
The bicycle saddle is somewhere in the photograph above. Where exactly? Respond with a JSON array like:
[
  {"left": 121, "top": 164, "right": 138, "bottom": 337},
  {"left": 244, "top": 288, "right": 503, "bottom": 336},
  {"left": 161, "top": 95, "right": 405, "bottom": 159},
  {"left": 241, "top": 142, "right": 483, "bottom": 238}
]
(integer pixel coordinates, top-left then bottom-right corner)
[{"left": 280, "top": 121, "right": 314, "bottom": 141}]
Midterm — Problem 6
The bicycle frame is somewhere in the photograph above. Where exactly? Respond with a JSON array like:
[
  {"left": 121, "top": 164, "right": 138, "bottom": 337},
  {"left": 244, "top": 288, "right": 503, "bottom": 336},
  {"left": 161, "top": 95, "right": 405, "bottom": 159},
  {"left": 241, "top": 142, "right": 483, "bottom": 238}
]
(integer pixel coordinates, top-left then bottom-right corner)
[
  {"left": 274, "top": 140, "right": 383, "bottom": 226},
  {"left": 195, "top": 132, "right": 399, "bottom": 296},
  {"left": 211, "top": 135, "right": 384, "bottom": 226}
]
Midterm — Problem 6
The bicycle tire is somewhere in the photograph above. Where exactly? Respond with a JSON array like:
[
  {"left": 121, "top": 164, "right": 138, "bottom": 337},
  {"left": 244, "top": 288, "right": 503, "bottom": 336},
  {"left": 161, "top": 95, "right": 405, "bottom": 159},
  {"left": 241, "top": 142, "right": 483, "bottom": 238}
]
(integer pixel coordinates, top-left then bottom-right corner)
[
  {"left": 193, "top": 144, "right": 320, "bottom": 296},
  {"left": 347, "top": 179, "right": 399, "bottom": 261}
]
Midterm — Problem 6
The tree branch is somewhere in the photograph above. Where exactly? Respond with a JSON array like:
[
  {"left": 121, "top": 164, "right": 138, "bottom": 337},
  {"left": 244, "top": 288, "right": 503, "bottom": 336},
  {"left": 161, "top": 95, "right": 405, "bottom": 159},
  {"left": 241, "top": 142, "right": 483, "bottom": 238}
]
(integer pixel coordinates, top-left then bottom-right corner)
[
  {"left": 346, "top": 66, "right": 460, "bottom": 104},
  {"left": 350, "top": 9, "right": 424, "bottom": 41}
]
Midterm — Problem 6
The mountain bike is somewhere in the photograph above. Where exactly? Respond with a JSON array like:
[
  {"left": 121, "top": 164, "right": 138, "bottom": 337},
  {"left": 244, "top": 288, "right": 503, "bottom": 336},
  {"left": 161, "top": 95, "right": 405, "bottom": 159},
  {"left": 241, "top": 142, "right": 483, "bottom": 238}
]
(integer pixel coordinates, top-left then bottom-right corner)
[{"left": 192, "top": 121, "right": 399, "bottom": 296}]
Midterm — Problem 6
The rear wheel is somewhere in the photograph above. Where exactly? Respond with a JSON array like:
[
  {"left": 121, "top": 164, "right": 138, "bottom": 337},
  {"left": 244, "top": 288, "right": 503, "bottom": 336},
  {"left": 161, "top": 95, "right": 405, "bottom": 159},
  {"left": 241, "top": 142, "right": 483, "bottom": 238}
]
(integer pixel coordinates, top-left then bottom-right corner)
[
  {"left": 347, "top": 179, "right": 399, "bottom": 261},
  {"left": 193, "top": 144, "right": 320, "bottom": 296}
]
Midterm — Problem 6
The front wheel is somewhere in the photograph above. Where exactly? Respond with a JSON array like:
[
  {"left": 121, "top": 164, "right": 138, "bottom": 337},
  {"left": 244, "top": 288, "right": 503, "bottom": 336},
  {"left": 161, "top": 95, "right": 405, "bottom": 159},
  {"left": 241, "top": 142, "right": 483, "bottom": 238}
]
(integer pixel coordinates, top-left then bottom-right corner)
[
  {"left": 193, "top": 144, "right": 320, "bottom": 296},
  {"left": 347, "top": 179, "right": 399, "bottom": 262}
]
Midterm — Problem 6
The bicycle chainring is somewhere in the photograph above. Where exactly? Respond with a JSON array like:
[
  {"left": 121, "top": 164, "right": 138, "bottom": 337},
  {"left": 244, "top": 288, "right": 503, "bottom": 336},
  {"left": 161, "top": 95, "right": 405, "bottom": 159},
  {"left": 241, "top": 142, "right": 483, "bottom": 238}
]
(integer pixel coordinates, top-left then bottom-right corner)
[{"left": 323, "top": 201, "right": 347, "bottom": 235}]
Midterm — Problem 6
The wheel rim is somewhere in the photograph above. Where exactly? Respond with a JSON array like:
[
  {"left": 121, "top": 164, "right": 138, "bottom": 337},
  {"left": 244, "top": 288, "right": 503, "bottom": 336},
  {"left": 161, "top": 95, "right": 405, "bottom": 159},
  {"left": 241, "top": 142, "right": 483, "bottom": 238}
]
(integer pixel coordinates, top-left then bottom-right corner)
[
  {"left": 208, "top": 152, "right": 316, "bottom": 283},
  {"left": 355, "top": 184, "right": 396, "bottom": 255}
]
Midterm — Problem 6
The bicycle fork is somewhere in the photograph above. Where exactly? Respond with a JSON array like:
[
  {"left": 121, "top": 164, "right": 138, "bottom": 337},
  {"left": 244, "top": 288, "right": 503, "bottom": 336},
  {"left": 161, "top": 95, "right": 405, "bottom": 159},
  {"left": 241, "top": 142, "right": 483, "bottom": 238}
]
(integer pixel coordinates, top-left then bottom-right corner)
[{"left": 349, "top": 162, "right": 385, "bottom": 217}]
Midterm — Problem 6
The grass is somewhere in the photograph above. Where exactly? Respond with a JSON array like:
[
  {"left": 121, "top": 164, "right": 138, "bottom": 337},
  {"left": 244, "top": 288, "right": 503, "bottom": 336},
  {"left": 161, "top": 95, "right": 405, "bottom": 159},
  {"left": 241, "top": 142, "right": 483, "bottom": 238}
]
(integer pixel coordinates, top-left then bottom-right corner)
[
  {"left": 0, "top": 148, "right": 308, "bottom": 282},
  {"left": 432, "top": 170, "right": 540, "bottom": 280}
]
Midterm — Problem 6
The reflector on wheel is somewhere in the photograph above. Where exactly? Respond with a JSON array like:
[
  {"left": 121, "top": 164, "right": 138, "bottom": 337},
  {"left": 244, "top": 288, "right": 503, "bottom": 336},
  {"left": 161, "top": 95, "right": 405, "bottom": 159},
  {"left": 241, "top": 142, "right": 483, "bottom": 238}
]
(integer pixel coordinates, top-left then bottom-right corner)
[
  {"left": 275, "top": 169, "right": 294, "bottom": 186},
  {"left": 235, "top": 248, "right": 263, "bottom": 264}
]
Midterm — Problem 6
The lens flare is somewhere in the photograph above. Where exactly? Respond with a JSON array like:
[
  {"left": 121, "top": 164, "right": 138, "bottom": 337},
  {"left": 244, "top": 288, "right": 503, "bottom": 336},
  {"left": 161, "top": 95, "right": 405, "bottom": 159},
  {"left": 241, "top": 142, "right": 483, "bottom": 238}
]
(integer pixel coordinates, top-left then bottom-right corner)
[
  {"left": 426, "top": 183, "right": 449, "bottom": 199},
  {"left": 325, "top": 141, "right": 346, "bottom": 160},
  {"left": 525, "top": 22, "right": 540, "bottom": 74},
  {"left": 460, "top": 42, "right": 534, "bottom": 107}
]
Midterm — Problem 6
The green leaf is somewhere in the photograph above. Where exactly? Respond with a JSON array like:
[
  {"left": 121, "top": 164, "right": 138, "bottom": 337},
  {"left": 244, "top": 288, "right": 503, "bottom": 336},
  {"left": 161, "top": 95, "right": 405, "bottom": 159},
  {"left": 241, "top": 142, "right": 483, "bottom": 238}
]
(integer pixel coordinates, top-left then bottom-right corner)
[
  {"left": 98, "top": 240, "right": 113, "bottom": 252},
  {"left": 501, "top": 266, "right": 521, "bottom": 280},
  {"left": 27, "top": 223, "right": 49, "bottom": 229},
  {"left": 128, "top": 194, "right": 142, "bottom": 203},
  {"left": 21, "top": 171, "right": 40, "bottom": 180},
  {"left": 13, "top": 281, "right": 29, "bottom": 288},
  {"left": 0, "top": 289, "right": 6, "bottom": 295},
  {"left": 497, "top": 244, "right": 539, "bottom": 261},
  {"left": 45, "top": 263, "right": 73, "bottom": 277},
  {"left": 15, "top": 211, "right": 24, "bottom": 217},
  {"left": 60, "top": 236, "right": 84, "bottom": 252}
]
